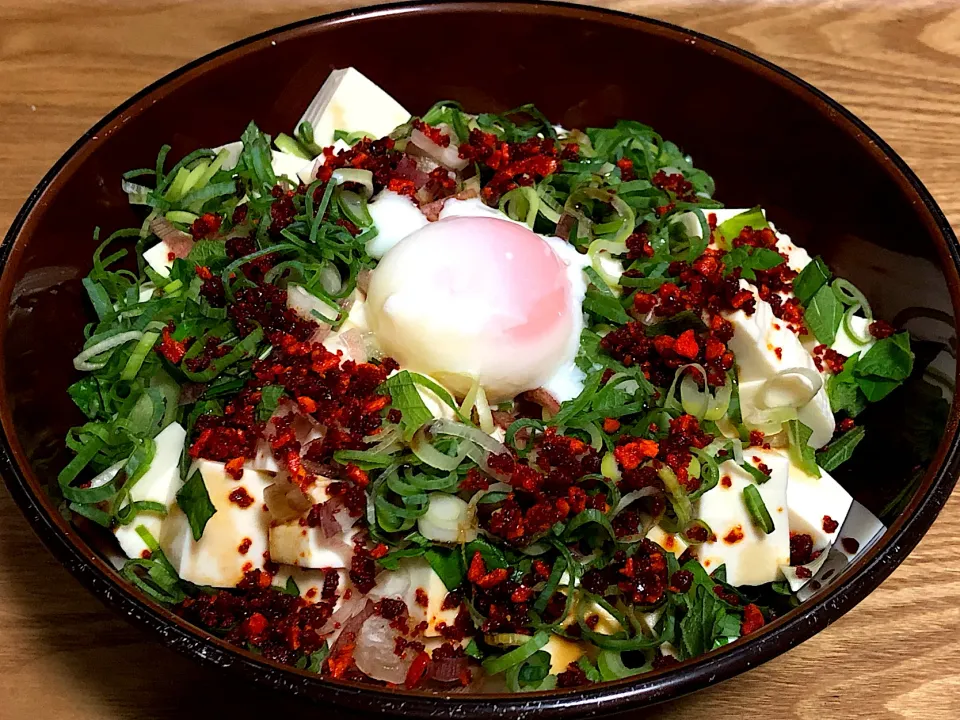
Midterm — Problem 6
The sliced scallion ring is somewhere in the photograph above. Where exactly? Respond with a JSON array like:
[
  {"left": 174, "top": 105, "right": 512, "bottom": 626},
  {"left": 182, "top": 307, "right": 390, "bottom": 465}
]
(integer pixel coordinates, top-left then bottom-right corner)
[
  {"left": 499, "top": 186, "right": 539, "bottom": 228},
  {"left": 601, "top": 452, "right": 622, "bottom": 482},
  {"left": 832, "top": 278, "right": 873, "bottom": 320},
  {"left": 681, "top": 518, "right": 713, "bottom": 545},
  {"left": 332, "top": 168, "right": 374, "bottom": 198},
  {"left": 843, "top": 305, "right": 873, "bottom": 346},
  {"left": 410, "top": 425, "right": 470, "bottom": 471},
  {"left": 73, "top": 330, "right": 143, "bottom": 371},
  {"left": 337, "top": 189, "right": 373, "bottom": 227}
]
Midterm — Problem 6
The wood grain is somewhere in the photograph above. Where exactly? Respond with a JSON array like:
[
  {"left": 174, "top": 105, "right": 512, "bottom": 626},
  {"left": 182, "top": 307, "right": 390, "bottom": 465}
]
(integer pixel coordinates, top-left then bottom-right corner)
[{"left": 2, "top": 1, "right": 959, "bottom": 718}]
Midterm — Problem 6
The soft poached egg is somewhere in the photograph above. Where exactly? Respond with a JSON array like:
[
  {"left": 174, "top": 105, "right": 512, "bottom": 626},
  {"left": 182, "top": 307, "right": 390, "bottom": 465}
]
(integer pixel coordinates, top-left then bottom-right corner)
[{"left": 365, "top": 200, "right": 587, "bottom": 403}]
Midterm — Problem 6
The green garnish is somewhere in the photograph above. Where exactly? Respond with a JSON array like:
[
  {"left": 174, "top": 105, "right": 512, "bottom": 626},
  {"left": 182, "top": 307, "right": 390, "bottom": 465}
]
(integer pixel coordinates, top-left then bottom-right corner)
[
  {"left": 743, "top": 485, "right": 774, "bottom": 534},
  {"left": 176, "top": 468, "right": 217, "bottom": 541}
]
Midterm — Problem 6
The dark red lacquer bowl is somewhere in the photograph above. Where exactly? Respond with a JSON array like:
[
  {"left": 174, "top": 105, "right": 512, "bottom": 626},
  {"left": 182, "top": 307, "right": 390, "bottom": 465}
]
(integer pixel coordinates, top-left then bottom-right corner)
[{"left": 1, "top": 2, "right": 958, "bottom": 717}]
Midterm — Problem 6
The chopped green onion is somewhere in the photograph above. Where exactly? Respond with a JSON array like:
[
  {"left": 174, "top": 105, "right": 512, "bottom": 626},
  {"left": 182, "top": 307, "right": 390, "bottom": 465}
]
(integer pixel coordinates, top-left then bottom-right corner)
[
  {"left": 275, "top": 133, "right": 312, "bottom": 160},
  {"left": 743, "top": 485, "right": 774, "bottom": 534},
  {"left": 499, "top": 187, "right": 539, "bottom": 228},
  {"left": 164, "top": 211, "right": 199, "bottom": 225},
  {"left": 332, "top": 169, "right": 374, "bottom": 198},
  {"left": 120, "top": 330, "right": 160, "bottom": 381},
  {"left": 481, "top": 631, "right": 550, "bottom": 675},
  {"left": 832, "top": 278, "right": 873, "bottom": 319}
]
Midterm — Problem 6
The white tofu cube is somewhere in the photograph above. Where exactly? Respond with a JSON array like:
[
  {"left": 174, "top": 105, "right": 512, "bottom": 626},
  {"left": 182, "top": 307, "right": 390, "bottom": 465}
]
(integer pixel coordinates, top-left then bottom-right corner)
[
  {"left": 296, "top": 68, "right": 411, "bottom": 149},
  {"left": 271, "top": 566, "right": 347, "bottom": 604},
  {"left": 271, "top": 150, "right": 313, "bottom": 183},
  {"left": 544, "top": 635, "right": 586, "bottom": 674},
  {"left": 115, "top": 422, "right": 187, "bottom": 559},
  {"left": 787, "top": 498, "right": 882, "bottom": 595},
  {"left": 369, "top": 558, "right": 459, "bottom": 637},
  {"left": 646, "top": 524, "right": 688, "bottom": 558},
  {"left": 297, "top": 139, "right": 352, "bottom": 185},
  {"left": 727, "top": 286, "right": 834, "bottom": 448},
  {"left": 268, "top": 522, "right": 358, "bottom": 569},
  {"left": 696, "top": 449, "right": 791, "bottom": 586},
  {"left": 787, "top": 462, "right": 853, "bottom": 551},
  {"left": 160, "top": 459, "right": 273, "bottom": 587},
  {"left": 772, "top": 227, "right": 812, "bottom": 273},
  {"left": 213, "top": 141, "right": 243, "bottom": 171},
  {"left": 143, "top": 240, "right": 177, "bottom": 278}
]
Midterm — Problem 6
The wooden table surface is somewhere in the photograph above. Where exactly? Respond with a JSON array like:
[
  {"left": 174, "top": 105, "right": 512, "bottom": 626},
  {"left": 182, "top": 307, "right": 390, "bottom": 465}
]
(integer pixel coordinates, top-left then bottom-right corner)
[{"left": 2, "top": 1, "right": 960, "bottom": 717}]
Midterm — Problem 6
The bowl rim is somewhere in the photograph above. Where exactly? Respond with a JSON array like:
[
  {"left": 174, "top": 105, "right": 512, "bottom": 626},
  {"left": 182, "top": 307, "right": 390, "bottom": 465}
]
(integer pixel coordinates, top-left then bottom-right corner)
[{"left": 2, "top": 1, "right": 959, "bottom": 716}]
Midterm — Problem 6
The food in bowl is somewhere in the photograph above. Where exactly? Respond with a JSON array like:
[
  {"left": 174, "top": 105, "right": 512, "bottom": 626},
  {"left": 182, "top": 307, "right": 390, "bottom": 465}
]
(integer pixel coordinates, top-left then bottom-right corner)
[{"left": 58, "top": 67, "right": 914, "bottom": 690}]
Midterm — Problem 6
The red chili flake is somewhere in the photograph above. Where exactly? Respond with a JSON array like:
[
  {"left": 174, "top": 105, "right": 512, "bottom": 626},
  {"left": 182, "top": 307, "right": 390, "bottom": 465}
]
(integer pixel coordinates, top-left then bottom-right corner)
[
  {"left": 387, "top": 408, "right": 402, "bottom": 424},
  {"left": 241, "top": 612, "right": 269, "bottom": 639},
  {"left": 238, "top": 538, "right": 252, "bottom": 555},
  {"left": 140, "top": 549, "right": 152, "bottom": 559},
  {"left": 626, "top": 232, "right": 654, "bottom": 259},
  {"left": 774, "top": 346, "right": 783, "bottom": 360},
  {"left": 651, "top": 170, "right": 696, "bottom": 202},
  {"left": 297, "top": 396, "right": 318, "bottom": 414},
  {"left": 157, "top": 325, "right": 189, "bottom": 364},
  {"left": 510, "top": 586, "right": 534, "bottom": 604},
  {"left": 557, "top": 662, "right": 590, "bottom": 688},
  {"left": 790, "top": 532, "right": 815, "bottom": 566},
  {"left": 349, "top": 552, "right": 377, "bottom": 594},
  {"left": 369, "top": 543, "right": 389, "bottom": 559},
  {"left": 822, "top": 515, "right": 840, "bottom": 534},
  {"left": 841, "top": 537, "right": 861, "bottom": 554},
  {"left": 225, "top": 456, "right": 245, "bottom": 480},
  {"left": 795, "top": 566, "right": 813, "bottom": 579},
  {"left": 869, "top": 320, "right": 895, "bottom": 339},
  {"left": 532, "top": 560, "right": 551, "bottom": 579},
  {"left": 713, "top": 585, "right": 740, "bottom": 606},
  {"left": 616, "top": 157, "right": 635, "bottom": 181},
  {"left": 441, "top": 592, "right": 463, "bottom": 612},
  {"left": 670, "top": 570, "right": 694, "bottom": 593},
  {"left": 748, "top": 430, "right": 765, "bottom": 448},
  {"left": 720, "top": 476, "right": 732, "bottom": 489},
  {"left": 632, "top": 291, "right": 658, "bottom": 314},
  {"left": 378, "top": 598, "right": 407, "bottom": 620},
  {"left": 741, "top": 604, "right": 765, "bottom": 635},
  {"left": 344, "top": 463, "right": 369, "bottom": 488},
  {"left": 466, "top": 551, "right": 486, "bottom": 584},
  {"left": 602, "top": 418, "right": 621, "bottom": 433},
  {"left": 412, "top": 119, "right": 450, "bottom": 147},
  {"left": 723, "top": 525, "right": 745, "bottom": 544},
  {"left": 655, "top": 202, "right": 676, "bottom": 217},
  {"left": 476, "top": 568, "right": 509, "bottom": 590},
  {"left": 228, "top": 487, "right": 254, "bottom": 508},
  {"left": 459, "top": 468, "right": 491, "bottom": 492},
  {"left": 190, "top": 212, "right": 223, "bottom": 239},
  {"left": 388, "top": 177, "right": 416, "bottom": 196},
  {"left": 839, "top": 417, "right": 855, "bottom": 432},
  {"left": 614, "top": 439, "right": 659, "bottom": 470},
  {"left": 823, "top": 347, "right": 846, "bottom": 374},
  {"left": 321, "top": 571, "right": 340, "bottom": 601},
  {"left": 414, "top": 588, "right": 430, "bottom": 608},
  {"left": 674, "top": 329, "right": 700, "bottom": 359}
]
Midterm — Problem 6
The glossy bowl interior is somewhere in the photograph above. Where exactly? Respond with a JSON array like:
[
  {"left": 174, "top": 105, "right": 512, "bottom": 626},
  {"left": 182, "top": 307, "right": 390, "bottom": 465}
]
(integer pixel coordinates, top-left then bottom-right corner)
[{"left": 2, "top": 2, "right": 959, "bottom": 717}]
